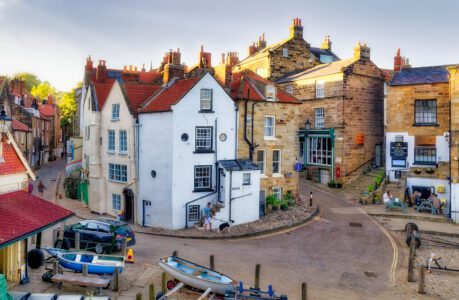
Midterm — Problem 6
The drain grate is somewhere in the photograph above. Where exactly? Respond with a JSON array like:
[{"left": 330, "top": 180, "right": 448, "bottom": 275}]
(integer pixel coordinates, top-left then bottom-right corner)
[
  {"left": 349, "top": 222, "right": 362, "bottom": 227},
  {"left": 364, "top": 271, "right": 377, "bottom": 278}
]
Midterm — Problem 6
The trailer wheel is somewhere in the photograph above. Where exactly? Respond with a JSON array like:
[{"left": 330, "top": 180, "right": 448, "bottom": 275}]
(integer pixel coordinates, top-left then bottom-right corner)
[
  {"left": 406, "top": 236, "right": 421, "bottom": 249},
  {"left": 28, "top": 249, "right": 44, "bottom": 269},
  {"left": 42, "top": 270, "right": 53, "bottom": 282},
  {"left": 405, "top": 222, "right": 419, "bottom": 232},
  {"left": 280, "top": 295, "right": 288, "bottom": 300},
  {"left": 167, "top": 280, "right": 176, "bottom": 290},
  {"left": 156, "top": 291, "right": 164, "bottom": 300}
]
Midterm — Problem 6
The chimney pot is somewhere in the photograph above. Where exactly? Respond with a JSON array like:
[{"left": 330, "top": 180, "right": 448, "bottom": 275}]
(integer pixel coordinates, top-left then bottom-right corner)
[
  {"left": 200, "top": 45, "right": 204, "bottom": 52},
  {"left": 221, "top": 53, "right": 225, "bottom": 64},
  {"left": 135, "top": 66, "right": 138, "bottom": 72}
]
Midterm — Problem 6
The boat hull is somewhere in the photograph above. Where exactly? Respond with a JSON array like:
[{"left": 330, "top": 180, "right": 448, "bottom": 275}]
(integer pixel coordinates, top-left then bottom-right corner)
[
  {"left": 159, "top": 257, "right": 237, "bottom": 295},
  {"left": 58, "top": 253, "right": 124, "bottom": 275}
]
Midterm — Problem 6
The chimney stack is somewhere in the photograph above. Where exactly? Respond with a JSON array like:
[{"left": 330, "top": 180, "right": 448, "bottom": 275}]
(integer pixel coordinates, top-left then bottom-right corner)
[
  {"left": 353, "top": 42, "right": 370, "bottom": 61},
  {"left": 95, "top": 59, "right": 107, "bottom": 82},
  {"left": 289, "top": 18, "right": 303, "bottom": 39},
  {"left": 248, "top": 42, "right": 257, "bottom": 56},
  {"left": 257, "top": 33, "right": 267, "bottom": 49},
  {"left": 394, "top": 48, "right": 402, "bottom": 71},
  {"left": 10, "top": 77, "right": 26, "bottom": 96},
  {"left": 47, "top": 95, "right": 53, "bottom": 106},
  {"left": 85, "top": 56, "right": 93, "bottom": 72},
  {"left": 321, "top": 35, "right": 332, "bottom": 50},
  {"left": 198, "top": 45, "right": 212, "bottom": 69}
]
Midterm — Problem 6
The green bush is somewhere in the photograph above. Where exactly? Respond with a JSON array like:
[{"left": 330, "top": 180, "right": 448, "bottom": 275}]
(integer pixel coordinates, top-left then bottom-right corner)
[
  {"left": 379, "top": 170, "right": 385, "bottom": 177},
  {"left": 280, "top": 200, "right": 289, "bottom": 208},
  {"left": 266, "top": 195, "right": 276, "bottom": 205},
  {"left": 368, "top": 185, "right": 375, "bottom": 192}
]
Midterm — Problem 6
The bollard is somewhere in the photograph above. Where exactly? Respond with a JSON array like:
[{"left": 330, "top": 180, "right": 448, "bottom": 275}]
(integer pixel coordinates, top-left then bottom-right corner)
[
  {"left": 172, "top": 250, "right": 178, "bottom": 257},
  {"left": 408, "top": 234, "right": 415, "bottom": 282},
  {"left": 309, "top": 192, "right": 313, "bottom": 206},
  {"left": 122, "top": 238, "right": 128, "bottom": 258},
  {"left": 254, "top": 264, "right": 260, "bottom": 289},
  {"left": 82, "top": 263, "right": 88, "bottom": 277},
  {"left": 210, "top": 255, "right": 215, "bottom": 271},
  {"left": 113, "top": 267, "right": 120, "bottom": 291},
  {"left": 52, "top": 261, "right": 58, "bottom": 275},
  {"left": 162, "top": 272, "right": 167, "bottom": 294},
  {"left": 302, "top": 282, "right": 307, "bottom": 300},
  {"left": 149, "top": 283, "right": 155, "bottom": 300},
  {"left": 136, "top": 293, "right": 142, "bottom": 300},
  {"left": 418, "top": 265, "right": 425, "bottom": 294},
  {"left": 75, "top": 232, "right": 80, "bottom": 250}
]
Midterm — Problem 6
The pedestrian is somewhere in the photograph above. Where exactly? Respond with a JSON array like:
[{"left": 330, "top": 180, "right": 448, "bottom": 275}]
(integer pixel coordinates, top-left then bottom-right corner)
[
  {"left": 203, "top": 202, "right": 212, "bottom": 233},
  {"left": 383, "top": 191, "right": 393, "bottom": 205},
  {"left": 27, "top": 180, "right": 34, "bottom": 194},
  {"left": 38, "top": 181, "right": 46, "bottom": 197}
]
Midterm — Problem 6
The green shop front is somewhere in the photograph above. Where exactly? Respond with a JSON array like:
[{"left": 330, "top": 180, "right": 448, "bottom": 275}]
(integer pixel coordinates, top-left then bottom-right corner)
[{"left": 299, "top": 128, "right": 335, "bottom": 184}]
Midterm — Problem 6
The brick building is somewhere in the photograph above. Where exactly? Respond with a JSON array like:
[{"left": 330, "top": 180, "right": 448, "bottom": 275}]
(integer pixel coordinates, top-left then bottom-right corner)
[
  {"left": 39, "top": 95, "right": 63, "bottom": 159},
  {"left": 386, "top": 50, "right": 459, "bottom": 220},
  {"left": 277, "top": 43, "right": 385, "bottom": 184},
  {"left": 449, "top": 65, "right": 459, "bottom": 222}
]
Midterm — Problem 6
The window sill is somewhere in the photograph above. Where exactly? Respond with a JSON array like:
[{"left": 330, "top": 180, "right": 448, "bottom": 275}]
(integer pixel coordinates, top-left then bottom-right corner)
[
  {"left": 272, "top": 173, "right": 283, "bottom": 178},
  {"left": 194, "top": 150, "right": 215, "bottom": 154},
  {"left": 412, "top": 123, "right": 439, "bottom": 127},
  {"left": 198, "top": 110, "right": 215, "bottom": 113},
  {"left": 119, "top": 151, "right": 128, "bottom": 155},
  {"left": 108, "top": 179, "right": 128, "bottom": 184},
  {"left": 264, "top": 137, "right": 277, "bottom": 141},
  {"left": 111, "top": 119, "right": 120, "bottom": 122},
  {"left": 413, "top": 163, "right": 437, "bottom": 166},
  {"left": 243, "top": 183, "right": 251, "bottom": 186},
  {"left": 107, "top": 150, "right": 115, "bottom": 154},
  {"left": 193, "top": 188, "right": 214, "bottom": 193},
  {"left": 260, "top": 174, "right": 268, "bottom": 179}
]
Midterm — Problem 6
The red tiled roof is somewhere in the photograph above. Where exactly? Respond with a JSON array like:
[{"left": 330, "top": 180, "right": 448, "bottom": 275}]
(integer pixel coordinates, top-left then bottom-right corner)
[
  {"left": 12, "top": 119, "right": 31, "bottom": 132},
  {"left": 93, "top": 78, "right": 116, "bottom": 110},
  {"left": 139, "top": 71, "right": 161, "bottom": 83},
  {"left": 141, "top": 77, "right": 201, "bottom": 113},
  {"left": 0, "top": 133, "right": 27, "bottom": 176},
  {"left": 123, "top": 83, "right": 161, "bottom": 117},
  {"left": 381, "top": 69, "right": 393, "bottom": 81},
  {"left": 0, "top": 190, "right": 74, "bottom": 248},
  {"left": 40, "top": 113, "right": 50, "bottom": 120},
  {"left": 231, "top": 70, "right": 300, "bottom": 104},
  {"left": 38, "top": 104, "right": 54, "bottom": 117}
]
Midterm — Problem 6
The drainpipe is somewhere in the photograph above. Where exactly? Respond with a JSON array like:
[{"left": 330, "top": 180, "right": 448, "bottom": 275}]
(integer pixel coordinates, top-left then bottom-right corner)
[
  {"left": 234, "top": 105, "right": 238, "bottom": 159},
  {"left": 228, "top": 170, "right": 233, "bottom": 222},
  {"left": 251, "top": 101, "right": 257, "bottom": 153},
  {"left": 135, "top": 119, "right": 141, "bottom": 224},
  {"left": 243, "top": 90, "right": 255, "bottom": 160},
  {"left": 215, "top": 118, "right": 220, "bottom": 203}
]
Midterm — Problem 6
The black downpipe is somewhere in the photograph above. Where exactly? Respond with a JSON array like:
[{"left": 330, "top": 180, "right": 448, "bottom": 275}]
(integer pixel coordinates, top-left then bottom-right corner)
[
  {"left": 228, "top": 170, "right": 232, "bottom": 222},
  {"left": 251, "top": 101, "right": 256, "bottom": 152},
  {"left": 243, "top": 90, "right": 255, "bottom": 160}
]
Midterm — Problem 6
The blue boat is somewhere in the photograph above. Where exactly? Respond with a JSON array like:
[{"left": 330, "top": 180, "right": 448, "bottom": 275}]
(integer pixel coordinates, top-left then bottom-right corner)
[
  {"left": 44, "top": 246, "right": 70, "bottom": 257},
  {"left": 57, "top": 252, "right": 124, "bottom": 275}
]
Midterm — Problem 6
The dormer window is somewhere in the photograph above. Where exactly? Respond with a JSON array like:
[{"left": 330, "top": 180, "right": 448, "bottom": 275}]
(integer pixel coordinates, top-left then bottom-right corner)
[
  {"left": 266, "top": 85, "right": 275, "bottom": 101},
  {"left": 200, "top": 89, "right": 212, "bottom": 111},
  {"left": 283, "top": 48, "right": 288, "bottom": 57}
]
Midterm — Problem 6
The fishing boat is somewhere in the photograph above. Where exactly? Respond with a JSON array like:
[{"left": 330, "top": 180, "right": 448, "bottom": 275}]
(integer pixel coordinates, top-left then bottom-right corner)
[
  {"left": 158, "top": 256, "right": 238, "bottom": 295},
  {"left": 57, "top": 252, "right": 124, "bottom": 275},
  {"left": 44, "top": 246, "right": 70, "bottom": 257}
]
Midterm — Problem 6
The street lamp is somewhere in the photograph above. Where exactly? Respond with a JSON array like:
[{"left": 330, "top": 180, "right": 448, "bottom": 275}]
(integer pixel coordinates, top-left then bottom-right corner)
[
  {"left": 304, "top": 120, "right": 311, "bottom": 135},
  {"left": 0, "top": 106, "right": 12, "bottom": 137}
]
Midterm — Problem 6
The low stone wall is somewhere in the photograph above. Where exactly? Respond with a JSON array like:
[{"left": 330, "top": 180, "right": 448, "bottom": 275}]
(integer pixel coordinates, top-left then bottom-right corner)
[{"left": 360, "top": 175, "right": 387, "bottom": 205}]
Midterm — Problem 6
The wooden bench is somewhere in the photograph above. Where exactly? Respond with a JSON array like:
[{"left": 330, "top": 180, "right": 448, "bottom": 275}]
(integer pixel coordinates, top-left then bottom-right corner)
[
  {"left": 51, "top": 274, "right": 110, "bottom": 295},
  {"left": 416, "top": 200, "right": 437, "bottom": 214},
  {"left": 385, "top": 200, "right": 407, "bottom": 213}
]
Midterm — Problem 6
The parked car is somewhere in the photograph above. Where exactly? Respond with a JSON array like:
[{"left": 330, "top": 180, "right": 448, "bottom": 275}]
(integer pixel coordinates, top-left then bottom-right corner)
[{"left": 56, "top": 219, "right": 136, "bottom": 254}]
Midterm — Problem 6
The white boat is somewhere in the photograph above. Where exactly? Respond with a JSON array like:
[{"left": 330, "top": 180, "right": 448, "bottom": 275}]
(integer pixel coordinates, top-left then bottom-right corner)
[
  {"left": 58, "top": 252, "right": 124, "bottom": 275},
  {"left": 158, "top": 256, "right": 238, "bottom": 295}
]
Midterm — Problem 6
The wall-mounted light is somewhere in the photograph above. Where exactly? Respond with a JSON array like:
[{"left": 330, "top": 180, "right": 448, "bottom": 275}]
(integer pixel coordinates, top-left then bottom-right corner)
[{"left": 444, "top": 132, "right": 450, "bottom": 143}]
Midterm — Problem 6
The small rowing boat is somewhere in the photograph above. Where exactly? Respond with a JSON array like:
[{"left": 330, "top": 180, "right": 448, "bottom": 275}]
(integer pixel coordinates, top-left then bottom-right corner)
[
  {"left": 44, "top": 246, "right": 70, "bottom": 257},
  {"left": 58, "top": 252, "right": 124, "bottom": 275},
  {"left": 159, "top": 256, "right": 238, "bottom": 295}
]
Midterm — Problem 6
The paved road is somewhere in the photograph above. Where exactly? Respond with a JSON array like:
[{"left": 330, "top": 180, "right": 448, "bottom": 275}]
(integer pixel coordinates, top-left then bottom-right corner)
[{"left": 38, "top": 161, "right": 399, "bottom": 299}]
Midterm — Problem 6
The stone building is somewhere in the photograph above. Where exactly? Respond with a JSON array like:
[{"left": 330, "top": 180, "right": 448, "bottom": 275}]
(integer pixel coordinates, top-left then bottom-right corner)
[
  {"left": 227, "top": 70, "right": 301, "bottom": 214},
  {"left": 39, "top": 95, "right": 63, "bottom": 159},
  {"left": 386, "top": 50, "right": 458, "bottom": 220},
  {"left": 448, "top": 65, "right": 459, "bottom": 222},
  {"left": 277, "top": 43, "right": 385, "bottom": 184}
]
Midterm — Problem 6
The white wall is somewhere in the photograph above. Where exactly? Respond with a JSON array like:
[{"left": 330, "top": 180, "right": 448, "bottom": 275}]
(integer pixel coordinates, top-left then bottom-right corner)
[
  {"left": 451, "top": 183, "right": 459, "bottom": 222},
  {"left": 0, "top": 173, "right": 28, "bottom": 194}
]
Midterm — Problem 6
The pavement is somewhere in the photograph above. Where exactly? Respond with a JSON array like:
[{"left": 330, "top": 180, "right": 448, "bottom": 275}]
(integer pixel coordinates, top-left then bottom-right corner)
[{"left": 19, "top": 160, "right": 459, "bottom": 299}]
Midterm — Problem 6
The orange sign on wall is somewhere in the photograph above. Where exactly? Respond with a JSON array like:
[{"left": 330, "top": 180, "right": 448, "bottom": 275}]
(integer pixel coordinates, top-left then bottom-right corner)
[{"left": 356, "top": 134, "right": 364, "bottom": 146}]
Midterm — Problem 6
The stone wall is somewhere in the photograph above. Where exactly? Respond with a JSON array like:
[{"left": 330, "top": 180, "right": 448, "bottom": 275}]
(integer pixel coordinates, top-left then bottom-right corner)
[
  {"left": 448, "top": 66, "right": 459, "bottom": 181},
  {"left": 236, "top": 100, "right": 301, "bottom": 197},
  {"left": 268, "top": 38, "right": 311, "bottom": 82}
]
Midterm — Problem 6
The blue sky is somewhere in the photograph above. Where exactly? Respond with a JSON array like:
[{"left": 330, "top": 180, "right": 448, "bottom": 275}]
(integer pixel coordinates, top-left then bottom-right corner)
[{"left": 0, "top": 0, "right": 458, "bottom": 91}]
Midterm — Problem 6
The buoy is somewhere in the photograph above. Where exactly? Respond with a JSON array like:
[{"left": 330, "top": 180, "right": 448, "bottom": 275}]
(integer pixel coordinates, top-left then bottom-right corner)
[{"left": 126, "top": 249, "right": 134, "bottom": 263}]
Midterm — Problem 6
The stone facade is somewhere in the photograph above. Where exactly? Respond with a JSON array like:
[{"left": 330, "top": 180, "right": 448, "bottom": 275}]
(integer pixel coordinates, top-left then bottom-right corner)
[{"left": 447, "top": 65, "right": 459, "bottom": 222}]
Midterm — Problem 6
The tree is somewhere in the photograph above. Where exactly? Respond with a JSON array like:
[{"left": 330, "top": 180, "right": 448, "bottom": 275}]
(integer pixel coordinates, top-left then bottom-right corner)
[
  {"left": 13, "top": 72, "right": 41, "bottom": 91},
  {"left": 58, "top": 82, "right": 81, "bottom": 128},
  {"left": 31, "top": 81, "right": 56, "bottom": 100}
]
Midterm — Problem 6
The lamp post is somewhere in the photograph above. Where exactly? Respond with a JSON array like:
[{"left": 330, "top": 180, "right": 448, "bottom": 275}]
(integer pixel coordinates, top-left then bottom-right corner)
[
  {"left": 304, "top": 120, "right": 311, "bottom": 135},
  {"left": 0, "top": 106, "right": 12, "bottom": 137}
]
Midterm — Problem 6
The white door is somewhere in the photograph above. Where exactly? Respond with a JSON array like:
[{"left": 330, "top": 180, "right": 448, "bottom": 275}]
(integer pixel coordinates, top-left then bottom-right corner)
[
  {"left": 320, "top": 169, "right": 329, "bottom": 184},
  {"left": 143, "top": 200, "right": 152, "bottom": 227}
]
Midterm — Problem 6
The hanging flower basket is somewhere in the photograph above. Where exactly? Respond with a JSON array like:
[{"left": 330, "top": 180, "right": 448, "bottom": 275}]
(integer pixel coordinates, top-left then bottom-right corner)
[
  {"left": 414, "top": 169, "right": 422, "bottom": 175},
  {"left": 425, "top": 168, "right": 435, "bottom": 174}
]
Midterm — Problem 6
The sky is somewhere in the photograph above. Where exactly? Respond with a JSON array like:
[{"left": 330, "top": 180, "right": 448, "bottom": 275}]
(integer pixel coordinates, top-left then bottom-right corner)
[{"left": 0, "top": 0, "right": 458, "bottom": 91}]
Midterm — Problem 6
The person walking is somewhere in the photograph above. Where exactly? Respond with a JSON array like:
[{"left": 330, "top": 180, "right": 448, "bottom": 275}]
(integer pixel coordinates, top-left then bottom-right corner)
[
  {"left": 27, "top": 180, "right": 34, "bottom": 194},
  {"left": 37, "top": 181, "right": 46, "bottom": 197},
  {"left": 203, "top": 202, "right": 212, "bottom": 233}
]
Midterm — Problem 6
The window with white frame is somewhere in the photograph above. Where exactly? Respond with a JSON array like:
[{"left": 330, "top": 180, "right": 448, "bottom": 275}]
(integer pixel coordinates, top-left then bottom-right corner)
[
  {"left": 200, "top": 89, "right": 212, "bottom": 111},
  {"left": 256, "top": 150, "right": 266, "bottom": 175},
  {"left": 273, "top": 150, "right": 281, "bottom": 174},
  {"left": 264, "top": 116, "right": 275, "bottom": 138},
  {"left": 246, "top": 114, "right": 252, "bottom": 125},
  {"left": 285, "top": 85, "right": 293, "bottom": 95},
  {"left": 272, "top": 187, "right": 282, "bottom": 200},
  {"left": 283, "top": 48, "right": 288, "bottom": 57},
  {"left": 315, "top": 80, "right": 324, "bottom": 98},
  {"left": 195, "top": 127, "right": 212, "bottom": 151},
  {"left": 108, "top": 163, "right": 127, "bottom": 182},
  {"left": 15, "top": 132, "right": 18, "bottom": 142},
  {"left": 415, "top": 100, "right": 436, "bottom": 125},
  {"left": 315, "top": 108, "right": 325, "bottom": 128},
  {"left": 119, "top": 130, "right": 127, "bottom": 153},
  {"left": 307, "top": 137, "right": 332, "bottom": 166},
  {"left": 108, "top": 130, "right": 115, "bottom": 153},
  {"left": 112, "top": 194, "right": 121, "bottom": 211},
  {"left": 42, "top": 121, "right": 44, "bottom": 130},
  {"left": 112, "top": 104, "right": 120, "bottom": 121},
  {"left": 188, "top": 205, "right": 200, "bottom": 221},
  {"left": 266, "top": 86, "right": 275, "bottom": 101},
  {"left": 194, "top": 165, "right": 212, "bottom": 190},
  {"left": 243, "top": 173, "right": 251, "bottom": 185},
  {"left": 21, "top": 133, "right": 24, "bottom": 144}
]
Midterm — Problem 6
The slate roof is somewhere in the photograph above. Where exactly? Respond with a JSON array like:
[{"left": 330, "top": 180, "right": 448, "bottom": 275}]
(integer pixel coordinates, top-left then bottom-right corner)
[
  {"left": 218, "top": 159, "right": 261, "bottom": 171},
  {"left": 141, "top": 76, "right": 202, "bottom": 113},
  {"left": 0, "top": 190, "right": 74, "bottom": 248},
  {"left": 310, "top": 47, "right": 340, "bottom": 62},
  {"left": 389, "top": 66, "right": 452, "bottom": 86},
  {"left": 231, "top": 70, "right": 300, "bottom": 104},
  {"left": 276, "top": 57, "right": 358, "bottom": 83},
  {"left": 123, "top": 83, "right": 162, "bottom": 117},
  {"left": 12, "top": 119, "right": 31, "bottom": 132},
  {"left": 0, "top": 133, "right": 27, "bottom": 176}
]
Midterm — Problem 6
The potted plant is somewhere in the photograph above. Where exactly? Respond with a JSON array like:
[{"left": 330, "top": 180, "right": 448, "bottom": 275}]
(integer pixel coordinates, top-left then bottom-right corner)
[
  {"left": 425, "top": 167, "right": 435, "bottom": 174},
  {"left": 328, "top": 181, "right": 336, "bottom": 188},
  {"left": 266, "top": 195, "right": 276, "bottom": 212},
  {"left": 284, "top": 192, "right": 294, "bottom": 206},
  {"left": 414, "top": 168, "right": 422, "bottom": 174},
  {"left": 336, "top": 179, "right": 343, "bottom": 188},
  {"left": 368, "top": 185, "right": 375, "bottom": 193},
  {"left": 272, "top": 198, "right": 279, "bottom": 211},
  {"left": 280, "top": 200, "right": 289, "bottom": 211}
]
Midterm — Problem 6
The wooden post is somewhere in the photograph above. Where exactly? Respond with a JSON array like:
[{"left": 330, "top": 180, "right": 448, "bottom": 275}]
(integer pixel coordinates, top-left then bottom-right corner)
[
  {"left": 122, "top": 238, "right": 128, "bottom": 258},
  {"left": 136, "top": 293, "right": 142, "bottom": 300},
  {"left": 302, "top": 282, "right": 307, "bottom": 300},
  {"left": 149, "top": 283, "right": 155, "bottom": 300},
  {"left": 162, "top": 272, "right": 167, "bottom": 294},
  {"left": 172, "top": 250, "right": 178, "bottom": 257},
  {"left": 210, "top": 255, "right": 215, "bottom": 270},
  {"left": 113, "top": 267, "right": 120, "bottom": 291},
  {"left": 82, "top": 263, "right": 88, "bottom": 277},
  {"left": 52, "top": 261, "right": 58, "bottom": 275},
  {"left": 408, "top": 234, "right": 415, "bottom": 282},
  {"left": 36, "top": 232, "right": 42, "bottom": 249},
  {"left": 52, "top": 229, "right": 58, "bottom": 245},
  {"left": 75, "top": 232, "right": 80, "bottom": 250},
  {"left": 254, "top": 264, "right": 260, "bottom": 289},
  {"left": 418, "top": 265, "right": 425, "bottom": 294}
]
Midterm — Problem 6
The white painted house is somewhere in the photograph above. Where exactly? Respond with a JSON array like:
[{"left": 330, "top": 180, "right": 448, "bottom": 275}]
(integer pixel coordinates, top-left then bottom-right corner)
[{"left": 138, "top": 72, "right": 261, "bottom": 229}]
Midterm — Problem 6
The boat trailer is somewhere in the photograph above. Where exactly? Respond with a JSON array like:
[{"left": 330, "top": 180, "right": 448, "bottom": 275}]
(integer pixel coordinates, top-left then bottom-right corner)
[
  {"left": 224, "top": 282, "right": 287, "bottom": 300},
  {"left": 426, "top": 254, "right": 459, "bottom": 273},
  {"left": 405, "top": 222, "right": 459, "bottom": 249}
]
